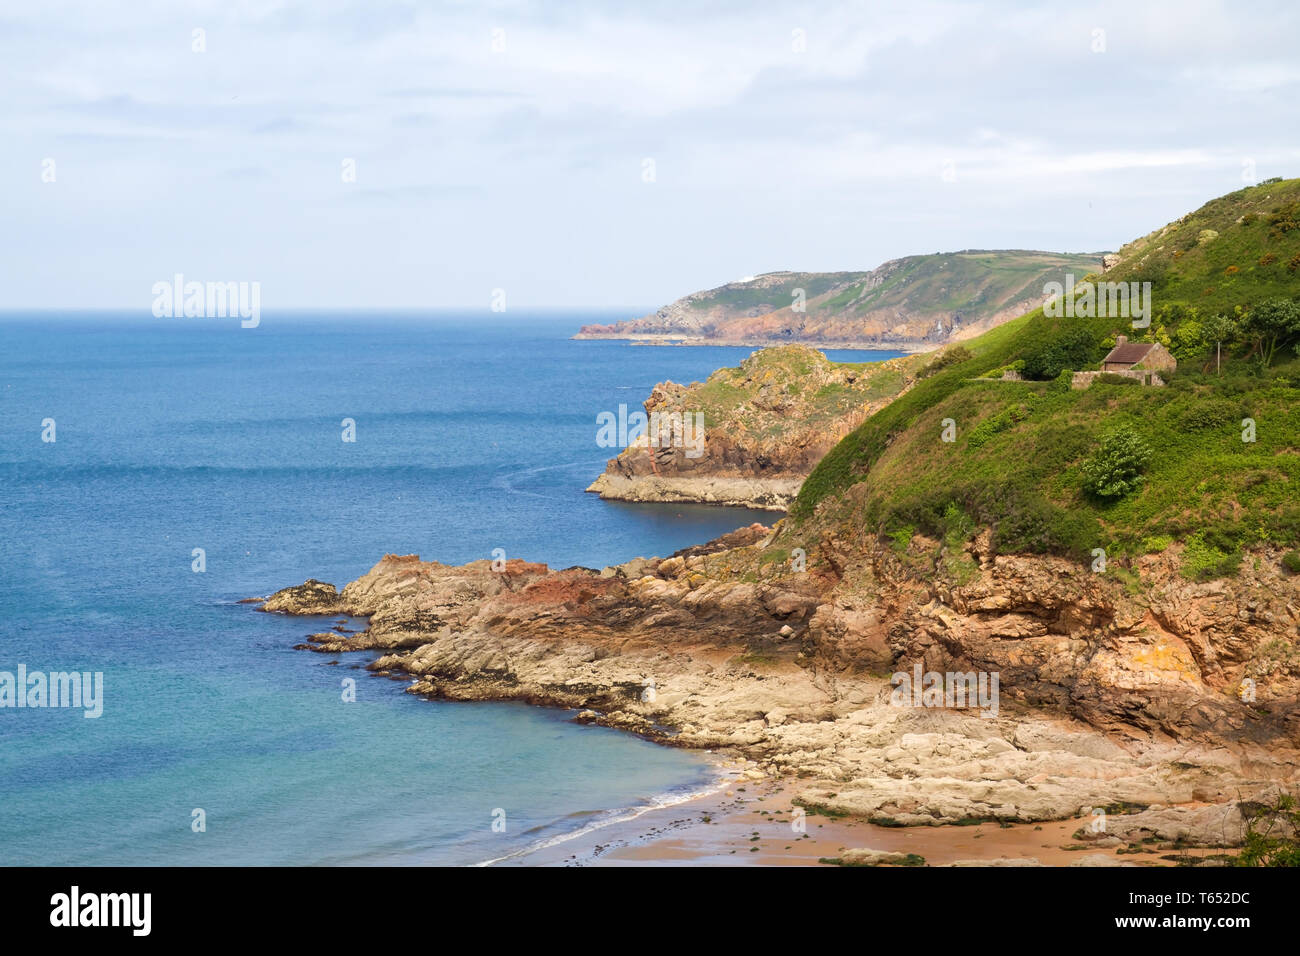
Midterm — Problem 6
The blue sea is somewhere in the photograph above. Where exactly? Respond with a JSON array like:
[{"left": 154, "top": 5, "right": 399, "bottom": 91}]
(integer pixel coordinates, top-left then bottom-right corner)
[{"left": 0, "top": 311, "right": 900, "bottom": 865}]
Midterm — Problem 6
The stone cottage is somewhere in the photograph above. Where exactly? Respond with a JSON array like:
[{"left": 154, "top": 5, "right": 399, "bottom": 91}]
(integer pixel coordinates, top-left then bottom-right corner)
[
  {"left": 1101, "top": 336, "right": 1177, "bottom": 373},
  {"left": 1071, "top": 336, "right": 1177, "bottom": 389}
]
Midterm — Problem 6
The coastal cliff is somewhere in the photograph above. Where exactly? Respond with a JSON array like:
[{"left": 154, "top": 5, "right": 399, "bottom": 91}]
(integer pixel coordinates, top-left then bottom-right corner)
[
  {"left": 587, "top": 345, "right": 925, "bottom": 510},
  {"left": 260, "top": 524, "right": 1300, "bottom": 843},
  {"left": 575, "top": 251, "right": 1104, "bottom": 350}
]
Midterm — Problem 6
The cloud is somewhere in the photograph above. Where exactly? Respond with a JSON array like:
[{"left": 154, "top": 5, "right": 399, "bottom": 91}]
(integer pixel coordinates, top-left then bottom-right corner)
[{"left": 0, "top": 0, "right": 1297, "bottom": 308}]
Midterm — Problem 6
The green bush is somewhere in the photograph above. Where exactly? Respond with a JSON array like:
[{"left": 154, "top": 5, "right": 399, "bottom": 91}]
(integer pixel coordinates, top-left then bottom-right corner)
[
  {"left": 967, "top": 403, "right": 1031, "bottom": 448},
  {"left": 1048, "top": 368, "right": 1075, "bottom": 393},
  {"left": 1283, "top": 551, "right": 1300, "bottom": 574},
  {"left": 887, "top": 526, "right": 914, "bottom": 552},
  {"left": 1081, "top": 427, "right": 1153, "bottom": 500},
  {"left": 1241, "top": 298, "right": 1300, "bottom": 367},
  {"left": 1178, "top": 399, "right": 1239, "bottom": 430},
  {"left": 940, "top": 502, "right": 974, "bottom": 548},
  {"left": 1023, "top": 328, "right": 1099, "bottom": 380},
  {"left": 918, "top": 345, "right": 974, "bottom": 379},
  {"left": 1182, "top": 531, "right": 1242, "bottom": 580},
  {"left": 1236, "top": 794, "right": 1300, "bottom": 867},
  {"left": 1267, "top": 202, "right": 1300, "bottom": 239}
]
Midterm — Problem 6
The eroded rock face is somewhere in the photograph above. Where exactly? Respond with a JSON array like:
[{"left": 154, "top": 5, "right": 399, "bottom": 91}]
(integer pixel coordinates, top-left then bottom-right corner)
[
  {"left": 879, "top": 537, "right": 1300, "bottom": 750},
  {"left": 257, "top": 525, "right": 1300, "bottom": 840}
]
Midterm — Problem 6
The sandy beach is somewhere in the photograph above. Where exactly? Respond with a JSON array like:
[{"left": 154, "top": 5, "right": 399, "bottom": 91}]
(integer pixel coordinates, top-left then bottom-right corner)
[{"left": 500, "top": 758, "right": 1231, "bottom": 867}]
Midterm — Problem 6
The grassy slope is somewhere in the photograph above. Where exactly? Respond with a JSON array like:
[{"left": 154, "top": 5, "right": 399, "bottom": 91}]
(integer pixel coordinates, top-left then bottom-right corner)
[
  {"left": 686, "top": 273, "right": 860, "bottom": 313},
  {"left": 788, "top": 180, "right": 1300, "bottom": 570},
  {"left": 591, "top": 251, "right": 1105, "bottom": 339},
  {"left": 815, "top": 250, "right": 1101, "bottom": 318},
  {"left": 646, "top": 345, "right": 924, "bottom": 446}
]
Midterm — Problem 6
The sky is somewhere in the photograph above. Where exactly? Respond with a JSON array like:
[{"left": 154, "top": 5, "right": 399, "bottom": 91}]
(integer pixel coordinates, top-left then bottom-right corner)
[{"left": 3, "top": 0, "right": 1299, "bottom": 311}]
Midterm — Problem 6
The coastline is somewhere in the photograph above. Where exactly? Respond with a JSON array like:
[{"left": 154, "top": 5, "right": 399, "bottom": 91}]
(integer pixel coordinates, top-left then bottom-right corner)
[
  {"left": 474, "top": 753, "right": 740, "bottom": 867},
  {"left": 257, "top": 534, "right": 1300, "bottom": 867},
  {"left": 572, "top": 332, "right": 937, "bottom": 353},
  {"left": 500, "top": 772, "right": 1210, "bottom": 867},
  {"left": 584, "top": 472, "right": 799, "bottom": 511}
]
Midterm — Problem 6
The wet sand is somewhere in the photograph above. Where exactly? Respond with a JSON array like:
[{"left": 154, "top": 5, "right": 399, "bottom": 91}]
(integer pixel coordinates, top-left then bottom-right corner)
[{"left": 506, "top": 764, "right": 1218, "bottom": 867}]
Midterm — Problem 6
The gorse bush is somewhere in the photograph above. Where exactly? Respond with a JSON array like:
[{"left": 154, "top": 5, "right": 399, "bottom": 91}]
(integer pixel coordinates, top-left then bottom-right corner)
[
  {"left": 1267, "top": 202, "right": 1300, "bottom": 239},
  {"left": 1081, "top": 427, "right": 1153, "bottom": 500}
]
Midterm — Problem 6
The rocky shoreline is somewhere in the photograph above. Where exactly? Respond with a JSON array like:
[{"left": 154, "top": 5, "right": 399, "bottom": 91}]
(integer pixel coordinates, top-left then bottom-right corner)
[
  {"left": 256, "top": 519, "right": 1300, "bottom": 856},
  {"left": 573, "top": 332, "right": 939, "bottom": 352},
  {"left": 584, "top": 473, "right": 799, "bottom": 510}
]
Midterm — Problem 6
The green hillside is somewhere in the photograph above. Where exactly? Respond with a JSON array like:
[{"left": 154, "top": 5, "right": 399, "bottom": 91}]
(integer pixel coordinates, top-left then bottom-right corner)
[
  {"left": 683, "top": 272, "right": 861, "bottom": 313},
  {"left": 576, "top": 250, "right": 1106, "bottom": 348},
  {"left": 786, "top": 179, "right": 1300, "bottom": 575},
  {"left": 813, "top": 250, "right": 1102, "bottom": 317}
]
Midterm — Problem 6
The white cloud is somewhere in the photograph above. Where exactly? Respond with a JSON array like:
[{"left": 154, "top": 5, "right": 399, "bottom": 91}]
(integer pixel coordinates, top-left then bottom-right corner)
[{"left": 0, "top": 0, "right": 1297, "bottom": 307}]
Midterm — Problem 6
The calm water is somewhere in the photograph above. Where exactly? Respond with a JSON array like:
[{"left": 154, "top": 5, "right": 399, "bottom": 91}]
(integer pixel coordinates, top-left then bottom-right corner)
[{"left": 0, "top": 311, "right": 899, "bottom": 865}]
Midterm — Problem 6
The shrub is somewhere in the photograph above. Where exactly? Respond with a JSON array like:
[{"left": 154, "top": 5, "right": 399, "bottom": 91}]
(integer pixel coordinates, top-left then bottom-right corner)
[
  {"left": 1241, "top": 298, "right": 1300, "bottom": 367},
  {"left": 1081, "top": 427, "right": 1153, "bottom": 500},
  {"left": 1283, "top": 551, "right": 1300, "bottom": 575},
  {"left": 987, "top": 487, "right": 1099, "bottom": 560},
  {"left": 940, "top": 502, "right": 975, "bottom": 548},
  {"left": 918, "top": 345, "right": 974, "bottom": 378},
  {"left": 1267, "top": 202, "right": 1300, "bottom": 239},
  {"left": 1236, "top": 794, "right": 1300, "bottom": 867},
  {"left": 1048, "top": 368, "right": 1075, "bottom": 393},
  {"left": 1022, "top": 328, "right": 1099, "bottom": 380},
  {"left": 887, "top": 527, "right": 914, "bottom": 552},
  {"left": 1182, "top": 531, "right": 1242, "bottom": 580},
  {"left": 967, "top": 403, "right": 1031, "bottom": 448},
  {"left": 1142, "top": 535, "right": 1173, "bottom": 553},
  {"left": 1178, "top": 399, "right": 1238, "bottom": 430},
  {"left": 1289, "top": 254, "right": 1300, "bottom": 275},
  {"left": 1260, "top": 253, "right": 1278, "bottom": 267}
]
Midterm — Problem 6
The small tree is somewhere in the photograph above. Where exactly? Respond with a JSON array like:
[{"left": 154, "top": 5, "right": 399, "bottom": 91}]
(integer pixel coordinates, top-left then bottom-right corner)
[
  {"left": 1023, "top": 328, "right": 1098, "bottom": 380},
  {"left": 1081, "top": 427, "right": 1153, "bottom": 500},
  {"left": 1237, "top": 793, "right": 1300, "bottom": 867},
  {"left": 1201, "top": 313, "right": 1236, "bottom": 375},
  {"left": 1240, "top": 298, "right": 1300, "bottom": 368}
]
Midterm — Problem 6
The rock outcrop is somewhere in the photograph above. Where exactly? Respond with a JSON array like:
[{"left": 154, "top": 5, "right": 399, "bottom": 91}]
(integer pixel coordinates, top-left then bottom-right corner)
[
  {"left": 257, "top": 521, "right": 1300, "bottom": 844},
  {"left": 588, "top": 345, "right": 920, "bottom": 510}
]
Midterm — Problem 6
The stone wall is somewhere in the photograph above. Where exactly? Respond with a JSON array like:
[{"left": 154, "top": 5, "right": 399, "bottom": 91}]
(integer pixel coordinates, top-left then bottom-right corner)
[{"left": 1071, "top": 369, "right": 1165, "bottom": 389}]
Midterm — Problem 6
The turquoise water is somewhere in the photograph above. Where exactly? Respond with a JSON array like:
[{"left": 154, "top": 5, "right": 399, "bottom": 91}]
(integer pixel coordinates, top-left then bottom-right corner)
[{"left": 0, "top": 312, "right": 901, "bottom": 865}]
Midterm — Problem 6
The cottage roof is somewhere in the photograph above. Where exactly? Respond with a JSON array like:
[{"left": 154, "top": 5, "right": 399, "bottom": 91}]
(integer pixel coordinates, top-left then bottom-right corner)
[{"left": 1103, "top": 341, "right": 1157, "bottom": 365}]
